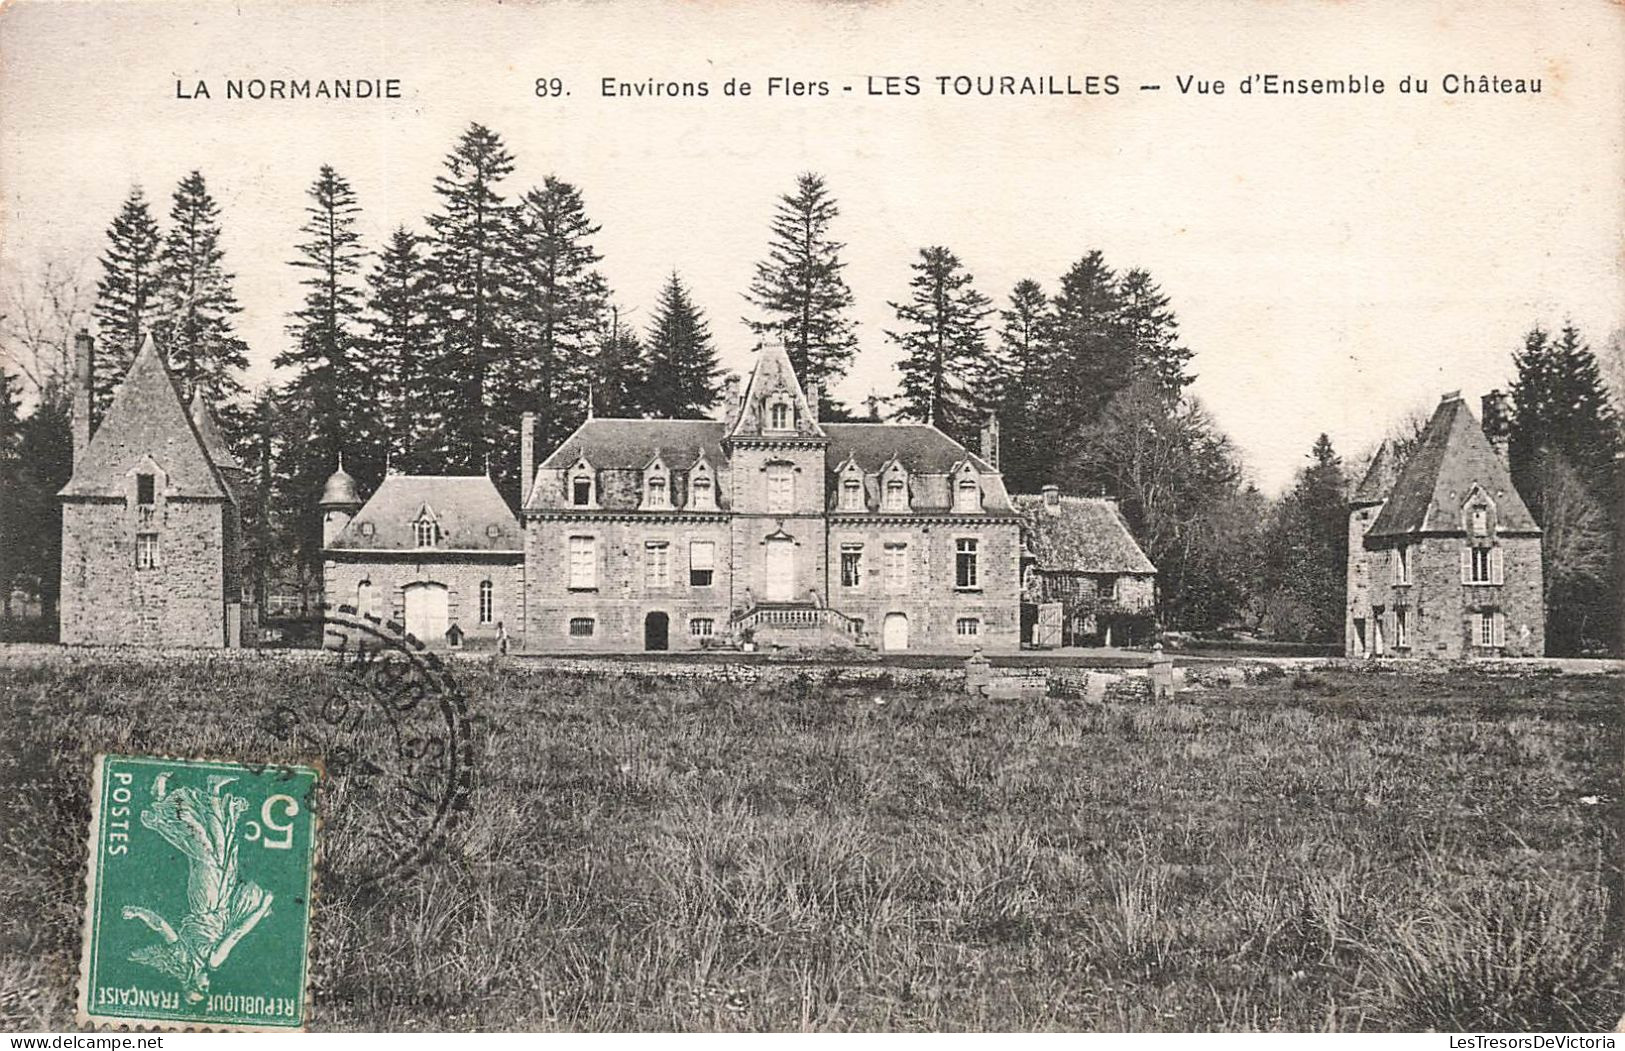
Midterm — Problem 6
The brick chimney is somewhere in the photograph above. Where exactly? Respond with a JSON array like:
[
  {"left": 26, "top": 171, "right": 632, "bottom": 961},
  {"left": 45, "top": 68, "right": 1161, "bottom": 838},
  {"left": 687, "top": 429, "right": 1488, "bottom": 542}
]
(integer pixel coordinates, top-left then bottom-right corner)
[
  {"left": 1481, "top": 389, "right": 1512, "bottom": 464},
  {"left": 72, "top": 329, "right": 94, "bottom": 468},
  {"left": 805, "top": 381, "right": 821, "bottom": 424},
  {"left": 1042, "top": 483, "right": 1060, "bottom": 514},
  {"left": 520, "top": 411, "right": 536, "bottom": 500},
  {"left": 980, "top": 413, "right": 1000, "bottom": 470}
]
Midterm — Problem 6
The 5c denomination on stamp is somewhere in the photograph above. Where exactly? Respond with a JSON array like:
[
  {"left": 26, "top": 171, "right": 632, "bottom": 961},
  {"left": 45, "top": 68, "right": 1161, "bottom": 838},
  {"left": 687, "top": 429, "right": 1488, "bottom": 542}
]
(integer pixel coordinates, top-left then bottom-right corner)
[{"left": 77, "top": 754, "right": 319, "bottom": 1031}]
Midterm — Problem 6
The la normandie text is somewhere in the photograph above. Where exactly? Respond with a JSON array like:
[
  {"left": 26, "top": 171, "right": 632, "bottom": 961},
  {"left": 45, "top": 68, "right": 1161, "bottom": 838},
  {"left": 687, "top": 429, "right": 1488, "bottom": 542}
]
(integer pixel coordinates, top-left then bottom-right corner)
[{"left": 175, "top": 78, "right": 402, "bottom": 100}]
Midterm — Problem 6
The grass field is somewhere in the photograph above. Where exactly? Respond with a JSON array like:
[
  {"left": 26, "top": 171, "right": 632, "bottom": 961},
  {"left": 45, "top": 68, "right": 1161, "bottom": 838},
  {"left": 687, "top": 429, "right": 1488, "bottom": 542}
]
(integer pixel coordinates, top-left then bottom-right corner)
[{"left": 1, "top": 652, "right": 1621, "bottom": 1031}]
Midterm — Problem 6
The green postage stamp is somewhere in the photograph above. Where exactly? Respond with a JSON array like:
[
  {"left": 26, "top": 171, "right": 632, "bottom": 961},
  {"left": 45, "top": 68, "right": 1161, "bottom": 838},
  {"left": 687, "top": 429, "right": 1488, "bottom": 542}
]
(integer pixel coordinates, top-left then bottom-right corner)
[{"left": 77, "top": 754, "right": 319, "bottom": 1031}]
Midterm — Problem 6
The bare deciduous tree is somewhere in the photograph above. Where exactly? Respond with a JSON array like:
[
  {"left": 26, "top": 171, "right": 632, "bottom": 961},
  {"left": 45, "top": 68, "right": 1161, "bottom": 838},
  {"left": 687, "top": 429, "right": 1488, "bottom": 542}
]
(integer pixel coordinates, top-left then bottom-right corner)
[{"left": 1, "top": 254, "right": 94, "bottom": 398}]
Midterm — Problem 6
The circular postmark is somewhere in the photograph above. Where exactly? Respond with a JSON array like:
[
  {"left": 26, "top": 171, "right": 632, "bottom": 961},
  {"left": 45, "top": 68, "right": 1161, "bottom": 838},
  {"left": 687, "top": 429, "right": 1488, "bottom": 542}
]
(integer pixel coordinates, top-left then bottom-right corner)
[{"left": 256, "top": 605, "right": 476, "bottom": 890}]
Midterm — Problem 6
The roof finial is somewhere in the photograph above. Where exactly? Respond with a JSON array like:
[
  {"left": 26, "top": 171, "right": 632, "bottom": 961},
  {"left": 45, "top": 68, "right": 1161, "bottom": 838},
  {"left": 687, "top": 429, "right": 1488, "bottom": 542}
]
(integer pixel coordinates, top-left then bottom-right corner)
[
  {"left": 384, "top": 449, "right": 393, "bottom": 475},
  {"left": 337, "top": 451, "right": 345, "bottom": 473},
  {"left": 483, "top": 451, "right": 491, "bottom": 476}
]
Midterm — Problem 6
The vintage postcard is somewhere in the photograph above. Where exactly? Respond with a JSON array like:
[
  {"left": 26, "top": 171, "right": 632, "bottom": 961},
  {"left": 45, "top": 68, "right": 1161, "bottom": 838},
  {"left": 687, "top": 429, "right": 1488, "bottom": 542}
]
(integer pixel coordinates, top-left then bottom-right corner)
[
  {"left": 1, "top": 0, "right": 1622, "bottom": 1035},
  {"left": 77, "top": 755, "right": 318, "bottom": 1031}
]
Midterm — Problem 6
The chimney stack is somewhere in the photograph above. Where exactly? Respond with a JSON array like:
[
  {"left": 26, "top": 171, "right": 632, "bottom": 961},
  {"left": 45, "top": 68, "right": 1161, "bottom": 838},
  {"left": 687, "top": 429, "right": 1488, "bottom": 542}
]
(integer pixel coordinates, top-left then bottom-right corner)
[
  {"left": 1480, "top": 389, "right": 1512, "bottom": 464},
  {"left": 722, "top": 373, "right": 743, "bottom": 424},
  {"left": 72, "top": 329, "right": 94, "bottom": 468},
  {"left": 1041, "top": 483, "right": 1060, "bottom": 514},
  {"left": 980, "top": 413, "right": 1000, "bottom": 470},
  {"left": 520, "top": 411, "right": 536, "bottom": 500},
  {"left": 805, "top": 381, "right": 821, "bottom": 424}
]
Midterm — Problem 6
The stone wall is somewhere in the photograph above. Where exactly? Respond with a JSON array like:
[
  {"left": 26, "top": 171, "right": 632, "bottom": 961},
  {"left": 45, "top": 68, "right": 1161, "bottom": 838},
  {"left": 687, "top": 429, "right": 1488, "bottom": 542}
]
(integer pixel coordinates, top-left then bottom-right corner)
[
  {"left": 60, "top": 497, "right": 226, "bottom": 647},
  {"left": 325, "top": 554, "right": 524, "bottom": 648}
]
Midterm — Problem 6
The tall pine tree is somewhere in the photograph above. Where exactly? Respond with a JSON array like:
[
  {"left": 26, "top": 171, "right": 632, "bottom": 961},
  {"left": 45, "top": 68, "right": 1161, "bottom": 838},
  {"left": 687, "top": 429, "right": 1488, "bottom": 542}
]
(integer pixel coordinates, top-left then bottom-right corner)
[
  {"left": 587, "top": 309, "right": 645, "bottom": 419},
  {"left": 993, "top": 278, "right": 1052, "bottom": 490},
  {"left": 643, "top": 272, "right": 721, "bottom": 419},
  {"left": 364, "top": 228, "right": 435, "bottom": 472},
  {"left": 1119, "top": 268, "right": 1194, "bottom": 399},
  {"left": 91, "top": 188, "right": 163, "bottom": 421},
  {"left": 510, "top": 176, "right": 609, "bottom": 453},
  {"left": 743, "top": 173, "right": 859, "bottom": 406},
  {"left": 422, "top": 123, "right": 521, "bottom": 475},
  {"left": 1031, "top": 251, "right": 1125, "bottom": 481},
  {"left": 1260, "top": 434, "right": 1349, "bottom": 642},
  {"left": 885, "top": 246, "right": 992, "bottom": 444},
  {"left": 274, "top": 166, "right": 369, "bottom": 580},
  {"left": 154, "top": 171, "right": 250, "bottom": 405}
]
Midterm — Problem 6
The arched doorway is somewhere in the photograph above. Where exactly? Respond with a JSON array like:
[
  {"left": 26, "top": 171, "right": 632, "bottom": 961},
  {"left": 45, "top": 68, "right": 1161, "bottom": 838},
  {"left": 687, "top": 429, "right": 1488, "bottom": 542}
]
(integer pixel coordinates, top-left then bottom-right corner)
[
  {"left": 882, "top": 612, "right": 909, "bottom": 652},
  {"left": 644, "top": 611, "right": 669, "bottom": 652},
  {"left": 402, "top": 582, "right": 449, "bottom": 645}
]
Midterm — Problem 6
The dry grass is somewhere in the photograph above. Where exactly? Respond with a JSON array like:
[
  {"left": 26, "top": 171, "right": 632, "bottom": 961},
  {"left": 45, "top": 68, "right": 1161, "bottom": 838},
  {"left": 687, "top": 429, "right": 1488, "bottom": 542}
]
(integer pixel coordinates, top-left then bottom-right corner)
[{"left": 0, "top": 653, "right": 1619, "bottom": 1031}]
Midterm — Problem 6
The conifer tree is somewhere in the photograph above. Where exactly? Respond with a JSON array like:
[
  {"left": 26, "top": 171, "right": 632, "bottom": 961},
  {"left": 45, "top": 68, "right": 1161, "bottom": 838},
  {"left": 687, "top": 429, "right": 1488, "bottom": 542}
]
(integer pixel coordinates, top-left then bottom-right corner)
[
  {"left": 154, "top": 171, "right": 250, "bottom": 405},
  {"left": 364, "top": 228, "right": 435, "bottom": 471},
  {"left": 510, "top": 176, "right": 609, "bottom": 450},
  {"left": 1510, "top": 323, "right": 1620, "bottom": 491},
  {"left": 91, "top": 188, "right": 163, "bottom": 420},
  {"left": 586, "top": 310, "right": 646, "bottom": 419},
  {"left": 885, "top": 246, "right": 992, "bottom": 445},
  {"left": 743, "top": 173, "right": 859, "bottom": 406},
  {"left": 1029, "top": 251, "right": 1126, "bottom": 482},
  {"left": 993, "top": 278, "right": 1052, "bottom": 489},
  {"left": 643, "top": 272, "right": 721, "bottom": 419},
  {"left": 275, "top": 166, "right": 369, "bottom": 578},
  {"left": 1119, "top": 268, "right": 1194, "bottom": 399},
  {"left": 1259, "top": 434, "right": 1349, "bottom": 641},
  {"left": 422, "top": 123, "right": 521, "bottom": 474}
]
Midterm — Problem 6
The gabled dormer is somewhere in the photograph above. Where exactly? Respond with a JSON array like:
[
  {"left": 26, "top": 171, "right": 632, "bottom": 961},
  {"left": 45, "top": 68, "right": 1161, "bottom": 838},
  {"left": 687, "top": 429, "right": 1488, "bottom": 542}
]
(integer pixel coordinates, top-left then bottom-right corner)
[
  {"left": 687, "top": 450, "right": 718, "bottom": 511},
  {"left": 724, "top": 339, "right": 827, "bottom": 442},
  {"left": 1461, "top": 484, "right": 1498, "bottom": 540},
  {"left": 834, "top": 453, "right": 867, "bottom": 512},
  {"left": 878, "top": 456, "right": 911, "bottom": 513},
  {"left": 566, "top": 451, "right": 598, "bottom": 509},
  {"left": 951, "top": 460, "right": 984, "bottom": 513},
  {"left": 413, "top": 503, "right": 441, "bottom": 548},
  {"left": 642, "top": 449, "right": 672, "bottom": 511}
]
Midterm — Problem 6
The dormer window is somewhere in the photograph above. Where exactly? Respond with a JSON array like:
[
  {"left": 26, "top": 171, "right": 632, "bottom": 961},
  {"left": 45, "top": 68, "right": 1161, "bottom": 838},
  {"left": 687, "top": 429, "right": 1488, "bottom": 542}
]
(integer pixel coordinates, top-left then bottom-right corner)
[
  {"left": 414, "top": 517, "right": 438, "bottom": 548},
  {"left": 645, "top": 474, "right": 669, "bottom": 510},
  {"left": 136, "top": 473, "right": 155, "bottom": 505},
  {"left": 1471, "top": 508, "right": 1488, "bottom": 535},
  {"left": 840, "top": 476, "right": 864, "bottom": 512},
  {"left": 765, "top": 394, "right": 793, "bottom": 432},
  {"left": 689, "top": 473, "right": 715, "bottom": 511},
  {"left": 954, "top": 476, "right": 981, "bottom": 513},
  {"left": 572, "top": 478, "right": 592, "bottom": 506},
  {"left": 883, "top": 476, "right": 908, "bottom": 512}
]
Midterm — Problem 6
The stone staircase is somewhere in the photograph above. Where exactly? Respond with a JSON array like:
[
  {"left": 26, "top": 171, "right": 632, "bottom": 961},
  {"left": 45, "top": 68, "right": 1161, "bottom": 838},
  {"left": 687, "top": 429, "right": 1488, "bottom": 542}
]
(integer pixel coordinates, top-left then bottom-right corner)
[{"left": 731, "top": 602, "right": 865, "bottom": 649}]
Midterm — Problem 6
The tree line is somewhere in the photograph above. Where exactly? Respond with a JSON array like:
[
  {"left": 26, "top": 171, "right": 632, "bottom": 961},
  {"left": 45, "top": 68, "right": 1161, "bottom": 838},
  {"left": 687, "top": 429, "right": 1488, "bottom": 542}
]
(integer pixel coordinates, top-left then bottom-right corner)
[{"left": 2, "top": 119, "right": 1620, "bottom": 652}]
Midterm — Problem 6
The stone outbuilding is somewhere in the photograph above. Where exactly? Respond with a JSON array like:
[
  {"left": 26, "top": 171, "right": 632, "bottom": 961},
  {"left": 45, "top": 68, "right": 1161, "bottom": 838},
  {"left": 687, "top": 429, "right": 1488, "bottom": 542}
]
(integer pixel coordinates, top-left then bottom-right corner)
[
  {"left": 1346, "top": 390, "right": 1544, "bottom": 658},
  {"left": 322, "top": 471, "right": 524, "bottom": 649},
  {"left": 1014, "top": 487, "right": 1158, "bottom": 647},
  {"left": 58, "top": 331, "right": 246, "bottom": 647}
]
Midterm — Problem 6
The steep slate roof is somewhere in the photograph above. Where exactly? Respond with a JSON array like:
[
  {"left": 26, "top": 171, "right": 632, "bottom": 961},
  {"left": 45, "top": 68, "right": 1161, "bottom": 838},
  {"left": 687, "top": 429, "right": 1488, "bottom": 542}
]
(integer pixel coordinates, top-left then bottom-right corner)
[
  {"left": 331, "top": 474, "right": 521, "bottom": 551},
  {"left": 1013, "top": 494, "right": 1158, "bottom": 575},
  {"left": 538, "top": 419, "right": 725, "bottom": 472},
  {"left": 188, "top": 389, "right": 242, "bottom": 471},
  {"left": 824, "top": 423, "right": 1013, "bottom": 513},
  {"left": 60, "top": 335, "right": 228, "bottom": 500},
  {"left": 1351, "top": 441, "right": 1394, "bottom": 506},
  {"left": 1367, "top": 395, "right": 1539, "bottom": 537},
  {"left": 725, "top": 341, "right": 827, "bottom": 439}
]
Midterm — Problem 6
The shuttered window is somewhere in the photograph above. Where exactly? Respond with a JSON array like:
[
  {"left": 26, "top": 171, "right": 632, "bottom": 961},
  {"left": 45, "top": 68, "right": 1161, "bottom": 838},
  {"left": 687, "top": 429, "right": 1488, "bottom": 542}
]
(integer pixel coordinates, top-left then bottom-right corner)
[
  {"left": 568, "top": 536, "right": 597, "bottom": 590},
  {"left": 689, "top": 541, "right": 714, "bottom": 587}
]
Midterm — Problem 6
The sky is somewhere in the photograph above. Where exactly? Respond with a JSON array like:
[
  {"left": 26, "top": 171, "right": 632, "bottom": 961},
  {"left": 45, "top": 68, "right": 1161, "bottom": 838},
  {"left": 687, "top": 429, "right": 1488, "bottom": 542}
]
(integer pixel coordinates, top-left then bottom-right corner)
[{"left": 2, "top": 0, "right": 1621, "bottom": 494}]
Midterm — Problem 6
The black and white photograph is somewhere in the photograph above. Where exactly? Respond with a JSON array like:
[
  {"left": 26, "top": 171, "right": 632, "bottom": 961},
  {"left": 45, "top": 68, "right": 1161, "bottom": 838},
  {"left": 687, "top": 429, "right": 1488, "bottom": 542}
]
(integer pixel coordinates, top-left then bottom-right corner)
[{"left": 1, "top": 0, "right": 1622, "bottom": 1036}]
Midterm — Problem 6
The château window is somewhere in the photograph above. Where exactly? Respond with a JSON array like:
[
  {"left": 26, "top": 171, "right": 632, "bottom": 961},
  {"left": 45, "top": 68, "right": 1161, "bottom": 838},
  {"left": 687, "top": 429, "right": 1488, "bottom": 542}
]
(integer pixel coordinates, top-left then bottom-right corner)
[
  {"left": 356, "top": 579, "right": 378, "bottom": 618},
  {"left": 689, "top": 473, "right": 715, "bottom": 511},
  {"left": 136, "top": 473, "right": 155, "bottom": 505},
  {"left": 883, "top": 542, "right": 909, "bottom": 592},
  {"left": 1478, "top": 610, "right": 1503, "bottom": 647},
  {"left": 572, "top": 477, "right": 593, "bottom": 506},
  {"left": 954, "top": 478, "right": 980, "bottom": 513},
  {"left": 135, "top": 532, "right": 159, "bottom": 570},
  {"left": 568, "top": 535, "right": 597, "bottom": 590},
  {"left": 840, "top": 543, "right": 863, "bottom": 588},
  {"left": 840, "top": 477, "right": 864, "bottom": 511},
  {"left": 690, "top": 617, "right": 715, "bottom": 638},
  {"left": 956, "top": 538, "right": 980, "bottom": 589},
  {"left": 645, "top": 475, "right": 669, "bottom": 510},
  {"left": 767, "top": 464, "right": 793, "bottom": 513},
  {"left": 415, "top": 519, "right": 436, "bottom": 548},
  {"left": 689, "top": 540, "right": 715, "bottom": 587},
  {"left": 478, "top": 579, "right": 494, "bottom": 623},
  {"left": 569, "top": 617, "right": 596, "bottom": 637},
  {"left": 1464, "top": 545, "right": 1503, "bottom": 585},
  {"left": 955, "top": 617, "right": 981, "bottom": 638},
  {"left": 1394, "top": 607, "right": 1409, "bottom": 648},
  {"left": 1392, "top": 545, "right": 1411, "bottom": 585},
  {"left": 1470, "top": 548, "right": 1491, "bottom": 584},
  {"left": 768, "top": 400, "right": 791, "bottom": 431},
  {"left": 1471, "top": 508, "right": 1488, "bottom": 535},
  {"left": 645, "top": 541, "right": 671, "bottom": 587},
  {"left": 884, "top": 477, "right": 907, "bottom": 512}
]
